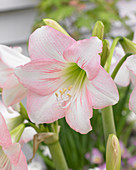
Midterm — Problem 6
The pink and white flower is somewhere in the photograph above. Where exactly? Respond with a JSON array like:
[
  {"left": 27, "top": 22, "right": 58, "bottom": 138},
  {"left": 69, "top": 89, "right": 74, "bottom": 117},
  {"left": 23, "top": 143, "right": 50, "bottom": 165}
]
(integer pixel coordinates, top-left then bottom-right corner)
[
  {"left": 0, "top": 113, "right": 27, "bottom": 170},
  {"left": 15, "top": 26, "right": 119, "bottom": 134},
  {"left": 111, "top": 29, "right": 136, "bottom": 87},
  {"left": 0, "top": 45, "right": 30, "bottom": 106},
  {"left": 0, "top": 100, "right": 36, "bottom": 145}
]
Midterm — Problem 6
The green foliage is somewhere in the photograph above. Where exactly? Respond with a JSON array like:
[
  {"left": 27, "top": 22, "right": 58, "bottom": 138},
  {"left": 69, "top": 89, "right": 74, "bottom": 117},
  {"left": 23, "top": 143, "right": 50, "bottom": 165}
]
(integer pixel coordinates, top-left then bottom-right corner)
[{"left": 34, "top": 0, "right": 131, "bottom": 39}]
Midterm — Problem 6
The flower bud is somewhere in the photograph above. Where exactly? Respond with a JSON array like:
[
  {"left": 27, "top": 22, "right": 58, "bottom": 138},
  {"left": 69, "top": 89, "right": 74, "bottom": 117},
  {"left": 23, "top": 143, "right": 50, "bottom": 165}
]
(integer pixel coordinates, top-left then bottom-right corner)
[
  {"left": 43, "top": 18, "right": 70, "bottom": 36},
  {"left": 120, "top": 37, "right": 136, "bottom": 54},
  {"left": 92, "top": 21, "right": 104, "bottom": 40},
  {"left": 19, "top": 102, "right": 29, "bottom": 120},
  {"left": 10, "top": 123, "right": 25, "bottom": 143},
  {"left": 101, "top": 39, "right": 110, "bottom": 67},
  {"left": 106, "top": 134, "right": 121, "bottom": 170},
  {"left": 7, "top": 115, "right": 24, "bottom": 131}
]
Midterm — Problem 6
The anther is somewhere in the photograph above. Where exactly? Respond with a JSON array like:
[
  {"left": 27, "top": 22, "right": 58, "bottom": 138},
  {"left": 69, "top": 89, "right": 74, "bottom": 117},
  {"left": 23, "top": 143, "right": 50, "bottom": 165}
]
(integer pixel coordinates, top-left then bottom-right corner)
[
  {"left": 59, "top": 90, "right": 63, "bottom": 95},
  {"left": 55, "top": 92, "right": 58, "bottom": 97},
  {"left": 67, "top": 93, "right": 71, "bottom": 98}
]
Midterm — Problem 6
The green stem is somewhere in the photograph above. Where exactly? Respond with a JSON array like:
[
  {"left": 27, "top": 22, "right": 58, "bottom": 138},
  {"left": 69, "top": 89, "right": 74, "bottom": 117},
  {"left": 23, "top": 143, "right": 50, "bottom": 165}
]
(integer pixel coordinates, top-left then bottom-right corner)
[
  {"left": 111, "top": 53, "right": 132, "bottom": 79},
  {"left": 25, "top": 122, "right": 41, "bottom": 133},
  {"left": 101, "top": 106, "right": 116, "bottom": 142},
  {"left": 106, "top": 37, "right": 122, "bottom": 73},
  {"left": 48, "top": 141, "right": 68, "bottom": 170}
]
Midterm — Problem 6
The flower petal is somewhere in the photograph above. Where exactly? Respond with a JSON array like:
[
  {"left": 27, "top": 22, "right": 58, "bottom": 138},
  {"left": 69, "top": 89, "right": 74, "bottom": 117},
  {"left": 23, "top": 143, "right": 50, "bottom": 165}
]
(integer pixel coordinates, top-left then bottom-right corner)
[
  {"left": 29, "top": 26, "right": 75, "bottom": 61},
  {"left": 126, "top": 54, "right": 136, "bottom": 75},
  {"left": 15, "top": 58, "right": 65, "bottom": 96},
  {"left": 114, "top": 63, "right": 130, "bottom": 87},
  {"left": 0, "top": 113, "right": 12, "bottom": 147},
  {"left": 0, "top": 45, "right": 30, "bottom": 68},
  {"left": 65, "top": 87, "right": 92, "bottom": 134},
  {"left": 87, "top": 66, "right": 119, "bottom": 109},
  {"left": 0, "top": 149, "right": 11, "bottom": 170},
  {"left": 129, "top": 87, "right": 136, "bottom": 113},
  {"left": 0, "top": 101, "right": 19, "bottom": 117},
  {"left": 63, "top": 37, "right": 102, "bottom": 80},
  {"left": 4, "top": 143, "right": 21, "bottom": 165},
  {"left": 13, "top": 150, "right": 27, "bottom": 170},
  {"left": 2, "top": 75, "right": 27, "bottom": 106},
  {"left": 0, "top": 60, "right": 13, "bottom": 88},
  {"left": 27, "top": 90, "right": 65, "bottom": 124},
  {"left": 19, "top": 127, "right": 36, "bottom": 146}
]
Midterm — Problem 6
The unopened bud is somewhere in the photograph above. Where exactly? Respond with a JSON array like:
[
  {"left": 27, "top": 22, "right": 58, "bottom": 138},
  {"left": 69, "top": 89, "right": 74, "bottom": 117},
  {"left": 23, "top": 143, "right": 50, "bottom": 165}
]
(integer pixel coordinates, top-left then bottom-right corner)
[
  {"left": 92, "top": 21, "right": 104, "bottom": 40},
  {"left": 120, "top": 37, "right": 136, "bottom": 54},
  {"left": 106, "top": 134, "right": 121, "bottom": 170},
  {"left": 43, "top": 18, "right": 70, "bottom": 36},
  {"left": 19, "top": 102, "right": 29, "bottom": 120},
  {"left": 101, "top": 39, "right": 110, "bottom": 67},
  {"left": 7, "top": 115, "right": 24, "bottom": 131},
  {"left": 10, "top": 123, "right": 25, "bottom": 143}
]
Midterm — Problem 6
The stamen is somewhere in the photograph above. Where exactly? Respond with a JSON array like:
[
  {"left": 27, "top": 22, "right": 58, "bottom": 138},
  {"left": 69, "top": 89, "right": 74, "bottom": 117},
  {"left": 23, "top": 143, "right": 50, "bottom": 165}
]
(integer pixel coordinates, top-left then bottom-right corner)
[
  {"left": 55, "top": 87, "right": 73, "bottom": 108},
  {"left": 59, "top": 90, "right": 63, "bottom": 95},
  {"left": 55, "top": 92, "right": 58, "bottom": 97},
  {"left": 67, "top": 93, "right": 71, "bottom": 97},
  {"left": 68, "top": 85, "right": 72, "bottom": 91}
]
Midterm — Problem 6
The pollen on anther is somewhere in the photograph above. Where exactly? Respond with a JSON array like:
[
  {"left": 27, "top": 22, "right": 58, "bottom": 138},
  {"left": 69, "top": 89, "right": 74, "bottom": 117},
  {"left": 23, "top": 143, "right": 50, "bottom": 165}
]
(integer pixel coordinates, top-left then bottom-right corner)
[
  {"left": 55, "top": 92, "right": 58, "bottom": 97},
  {"left": 67, "top": 93, "right": 71, "bottom": 97}
]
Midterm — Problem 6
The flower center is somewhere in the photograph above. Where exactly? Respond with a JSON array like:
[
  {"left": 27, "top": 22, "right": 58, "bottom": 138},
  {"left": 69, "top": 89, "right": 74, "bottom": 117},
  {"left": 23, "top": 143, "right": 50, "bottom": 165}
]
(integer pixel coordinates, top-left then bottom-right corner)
[{"left": 55, "top": 63, "right": 87, "bottom": 108}]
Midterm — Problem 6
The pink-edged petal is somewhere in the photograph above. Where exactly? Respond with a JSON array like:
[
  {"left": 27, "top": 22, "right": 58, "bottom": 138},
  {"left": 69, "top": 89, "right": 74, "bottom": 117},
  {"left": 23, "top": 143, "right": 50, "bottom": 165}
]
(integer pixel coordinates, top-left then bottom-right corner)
[
  {"left": 126, "top": 55, "right": 136, "bottom": 75},
  {"left": 63, "top": 37, "right": 102, "bottom": 80},
  {"left": 15, "top": 58, "right": 65, "bottom": 96},
  {"left": 66, "top": 87, "right": 92, "bottom": 134},
  {"left": 87, "top": 66, "right": 119, "bottom": 109},
  {"left": 27, "top": 90, "right": 65, "bottom": 124},
  {"left": 19, "top": 127, "right": 36, "bottom": 146},
  {"left": 0, "top": 60, "right": 13, "bottom": 88},
  {"left": 129, "top": 87, "right": 136, "bottom": 113},
  {"left": 12, "top": 150, "right": 27, "bottom": 170},
  {"left": 130, "top": 72, "right": 136, "bottom": 86},
  {"left": 114, "top": 62, "right": 130, "bottom": 87},
  {"left": 0, "top": 113, "right": 12, "bottom": 147},
  {"left": 0, "top": 45, "right": 30, "bottom": 68},
  {"left": 0, "top": 149, "right": 11, "bottom": 170},
  {"left": 2, "top": 75, "right": 27, "bottom": 106},
  {"left": 0, "top": 101, "right": 19, "bottom": 119},
  {"left": 29, "top": 26, "right": 75, "bottom": 61},
  {"left": 4, "top": 143, "right": 21, "bottom": 165}
]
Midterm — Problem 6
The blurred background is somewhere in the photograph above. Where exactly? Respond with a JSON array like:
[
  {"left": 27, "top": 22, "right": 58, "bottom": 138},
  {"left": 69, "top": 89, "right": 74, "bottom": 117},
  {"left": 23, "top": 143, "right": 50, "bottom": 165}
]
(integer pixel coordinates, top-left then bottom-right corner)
[{"left": 0, "top": 0, "right": 136, "bottom": 170}]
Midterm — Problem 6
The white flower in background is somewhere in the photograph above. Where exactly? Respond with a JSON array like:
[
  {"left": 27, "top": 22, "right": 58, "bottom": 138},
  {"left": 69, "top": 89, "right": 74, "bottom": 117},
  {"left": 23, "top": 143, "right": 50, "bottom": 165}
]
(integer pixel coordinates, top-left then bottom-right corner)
[
  {"left": 28, "top": 161, "right": 44, "bottom": 170},
  {"left": 40, "top": 145, "right": 52, "bottom": 158},
  {"left": 127, "top": 111, "right": 136, "bottom": 128}
]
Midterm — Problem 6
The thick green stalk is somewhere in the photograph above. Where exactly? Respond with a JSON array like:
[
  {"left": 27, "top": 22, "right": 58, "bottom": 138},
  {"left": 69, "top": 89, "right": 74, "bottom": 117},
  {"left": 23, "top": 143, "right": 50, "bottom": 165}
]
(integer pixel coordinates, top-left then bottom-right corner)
[
  {"left": 48, "top": 141, "right": 68, "bottom": 170},
  {"left": 101, "top": 106, "right": 116, "bottom": 142}
]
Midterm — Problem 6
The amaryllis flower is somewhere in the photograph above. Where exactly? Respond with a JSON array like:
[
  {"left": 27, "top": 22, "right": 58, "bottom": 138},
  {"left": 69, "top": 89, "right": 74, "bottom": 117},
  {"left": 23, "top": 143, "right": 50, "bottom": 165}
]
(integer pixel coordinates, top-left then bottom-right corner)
[
  {"left": 0, "top": 45, "right": 30, "bottom": 106},
  {"left": 15, "top": 26, "right": 119, "bottom": 134},
  {"left": 111, "top": 29, "right": 136, "bottom": 87},
  {"left": 0, "top": 113, "right": 27, "bottom": 170},
  {"left": 0, "top": 100, "right": 36, "bottom": 145}
]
